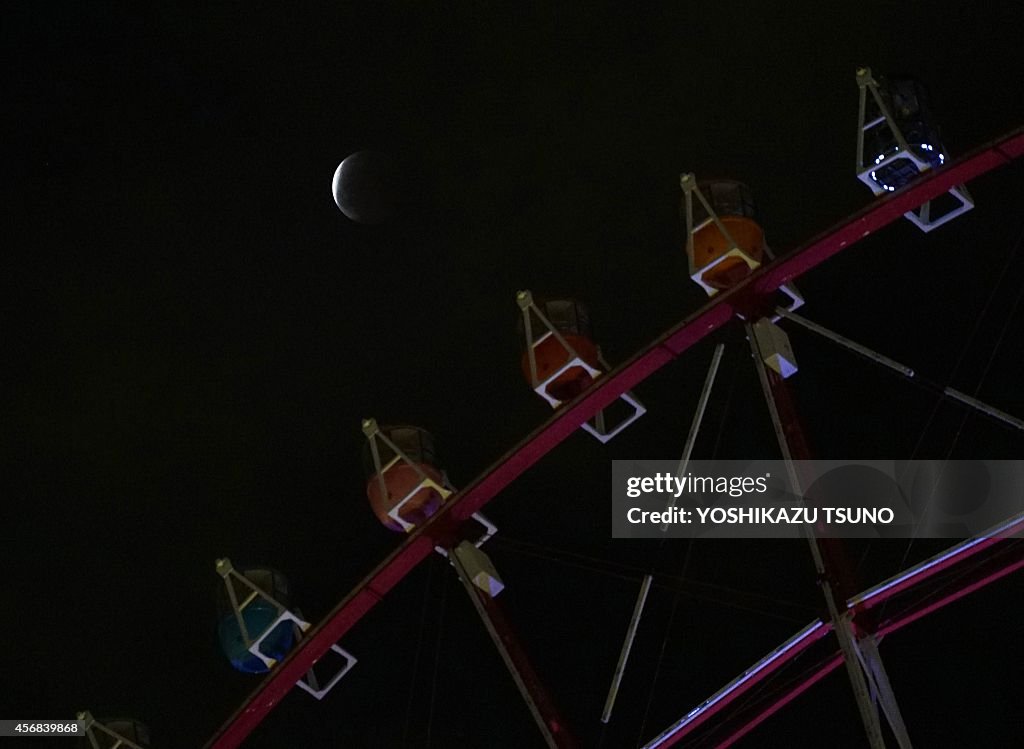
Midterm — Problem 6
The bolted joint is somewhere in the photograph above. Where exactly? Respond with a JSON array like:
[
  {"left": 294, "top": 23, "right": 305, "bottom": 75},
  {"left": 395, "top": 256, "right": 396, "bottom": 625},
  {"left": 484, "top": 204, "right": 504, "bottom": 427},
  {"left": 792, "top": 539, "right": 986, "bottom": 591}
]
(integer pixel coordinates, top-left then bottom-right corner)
[
  {"left": 515, "top": 289, "right": 533, "bottom": 309},
  {"left": 361, "top": 418, "right": 379, "bottom": 437},
  {"left": 752, "top": 318, "right": 798, "bottom": 378},
  {"left": 452, "top": 540, "right": 505, "bottom": 597},
  {"left": 679, "top": 172, "right": 696, "bottom": 192},
  {"left": 216, "top": 558, "right": 234, "bottom": 578}
]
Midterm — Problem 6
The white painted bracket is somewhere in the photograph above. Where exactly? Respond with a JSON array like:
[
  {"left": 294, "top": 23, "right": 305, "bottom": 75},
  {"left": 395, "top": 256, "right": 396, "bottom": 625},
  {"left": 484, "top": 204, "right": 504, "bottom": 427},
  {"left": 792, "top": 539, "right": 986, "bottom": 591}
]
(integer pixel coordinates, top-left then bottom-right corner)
[
  {"left": 247, "top": 610, "right": 358, "bottom": 701},
  {"left": 762, "top": 245, "right": 805, "bottom": 322},
  {"left": 451, "top": 540, "right": 505, "bottom": 597},
  {"left": 247, "top": 609, "right": 310, "bottom": 669},
  {"left": 384, "top": 473, "right": 452, "bottom": 532},
  {"left": 433, "top": 511, "right": 498, "bottom": 558},
  {"left": 581, "top": 389, "right": 647, "bottom": 444},
  {"left": 295, "top": 643, "right": 359, "bottom": 701},
  {"left": 753, "top": 318, "right": 798, "bottom": 378}
]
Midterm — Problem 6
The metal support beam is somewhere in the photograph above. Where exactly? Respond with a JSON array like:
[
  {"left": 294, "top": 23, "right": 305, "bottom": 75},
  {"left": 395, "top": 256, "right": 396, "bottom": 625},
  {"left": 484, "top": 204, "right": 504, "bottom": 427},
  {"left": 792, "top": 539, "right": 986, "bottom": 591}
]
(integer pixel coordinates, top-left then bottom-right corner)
[
  {"left": 776, "top": 308, "right": 1024, "bottom": 432},
  {"left": 747, "top": 322, "right": 888, "bottom": 749},
  {"left": 204, "top": 126, "right": 1024, "bottom": 749},
  {"left": 601, "top": 574, "right": 654, "bottom": 723},
  {"left": 854, "top": 635, "right": 913, "bottom": 749},
  {"left": 775, "top": 308, "right": 915, "bottom": 377},
  {"left": 662, "top": 344, "right": 724, "bottom": 530},
  {"left": 944, "top": 387, "right": 1024, "bottom": 431},
  {"left": 449, "top": 542, "right": 578, "bottom": 749}
]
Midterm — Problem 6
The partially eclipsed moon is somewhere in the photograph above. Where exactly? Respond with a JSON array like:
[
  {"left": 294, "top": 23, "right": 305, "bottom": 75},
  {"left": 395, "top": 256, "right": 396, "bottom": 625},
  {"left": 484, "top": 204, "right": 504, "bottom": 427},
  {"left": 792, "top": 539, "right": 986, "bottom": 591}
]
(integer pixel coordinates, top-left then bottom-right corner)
[{"left": 332, "top": 150, "right": 398, "bottom": 225}]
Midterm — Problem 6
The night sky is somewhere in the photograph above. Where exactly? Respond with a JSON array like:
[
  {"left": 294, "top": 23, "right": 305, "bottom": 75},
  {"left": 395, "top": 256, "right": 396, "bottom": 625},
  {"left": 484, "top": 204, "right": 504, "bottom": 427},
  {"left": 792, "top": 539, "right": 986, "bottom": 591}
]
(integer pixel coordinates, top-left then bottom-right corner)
[{"left": 6, "top": 3, "right": 1024, "bottom": 748}]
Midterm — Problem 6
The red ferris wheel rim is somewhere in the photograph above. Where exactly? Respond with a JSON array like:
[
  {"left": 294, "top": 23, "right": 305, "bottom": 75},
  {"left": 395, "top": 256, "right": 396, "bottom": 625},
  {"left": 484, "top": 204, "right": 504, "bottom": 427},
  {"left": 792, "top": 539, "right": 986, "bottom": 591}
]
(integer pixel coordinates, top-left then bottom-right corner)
[{"left": 205, "top": 125, "right": 1024, "bottom": 749}]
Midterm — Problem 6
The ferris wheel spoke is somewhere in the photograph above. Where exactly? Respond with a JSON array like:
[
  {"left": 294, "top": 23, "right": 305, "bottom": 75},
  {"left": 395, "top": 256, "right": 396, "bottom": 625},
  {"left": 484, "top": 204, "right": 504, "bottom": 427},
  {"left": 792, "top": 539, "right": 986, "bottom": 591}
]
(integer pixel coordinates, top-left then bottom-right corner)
[{"left": 777, "top": 307, "right": 1024, "bottom": 434}]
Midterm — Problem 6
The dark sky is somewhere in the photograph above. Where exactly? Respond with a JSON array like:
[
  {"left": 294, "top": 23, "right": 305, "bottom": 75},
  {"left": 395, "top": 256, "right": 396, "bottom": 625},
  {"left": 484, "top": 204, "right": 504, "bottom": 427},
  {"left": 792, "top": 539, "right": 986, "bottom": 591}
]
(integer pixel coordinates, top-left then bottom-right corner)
[{"left": 5, "top": 3, "right": 1024, "bottom": 748}]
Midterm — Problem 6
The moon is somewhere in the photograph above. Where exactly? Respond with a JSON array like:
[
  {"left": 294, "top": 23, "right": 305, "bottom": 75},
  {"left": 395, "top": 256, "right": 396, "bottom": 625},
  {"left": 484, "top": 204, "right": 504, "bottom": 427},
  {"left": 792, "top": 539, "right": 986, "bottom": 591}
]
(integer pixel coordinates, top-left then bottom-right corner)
[{"left": 331, "top": 150, "right": 399, "bottom": 224}]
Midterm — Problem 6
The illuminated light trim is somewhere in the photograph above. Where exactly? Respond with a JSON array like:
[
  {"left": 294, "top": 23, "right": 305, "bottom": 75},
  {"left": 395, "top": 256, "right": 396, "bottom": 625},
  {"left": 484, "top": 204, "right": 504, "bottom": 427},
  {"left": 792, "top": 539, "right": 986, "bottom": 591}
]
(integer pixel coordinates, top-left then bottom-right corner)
[
  {"left": 848, "top": 510, "right": 1024, "bottom": 608},
  {"left": 643, "top": 620, "right": 827, "bottom": 747},
  {"left": 870, "top": 150, "right": 912, "bottom": 192},
  {"left": 870, "top": 144, "right": 943, "bottom": 192},
  {"left": 644, "top": 509, "right": 1024, "bottom": 748},
  {"left": 710, "top": 548, "right": 1024, "bottom": 749}
]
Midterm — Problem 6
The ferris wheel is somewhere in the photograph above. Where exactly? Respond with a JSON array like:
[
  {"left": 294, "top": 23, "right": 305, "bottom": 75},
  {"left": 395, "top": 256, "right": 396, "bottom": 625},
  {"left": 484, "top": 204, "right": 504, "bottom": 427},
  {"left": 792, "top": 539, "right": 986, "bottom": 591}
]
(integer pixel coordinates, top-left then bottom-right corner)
[{"left": 80, "top": 70, "right": 1024, "bottom": 749}]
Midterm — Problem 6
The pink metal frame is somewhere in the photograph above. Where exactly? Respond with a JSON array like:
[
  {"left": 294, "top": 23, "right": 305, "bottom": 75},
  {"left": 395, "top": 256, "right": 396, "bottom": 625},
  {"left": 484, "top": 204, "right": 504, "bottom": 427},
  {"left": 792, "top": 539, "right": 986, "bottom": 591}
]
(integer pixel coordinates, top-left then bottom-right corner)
[
  {"left": 205, "top": 126, "right": 1024, "bottom": 749},
  {"left": 643, "top": 512, "right": 1024, "bottom": 747},
  {"left": 703, "top": 547, "right": 1024, "bottom": 748}
]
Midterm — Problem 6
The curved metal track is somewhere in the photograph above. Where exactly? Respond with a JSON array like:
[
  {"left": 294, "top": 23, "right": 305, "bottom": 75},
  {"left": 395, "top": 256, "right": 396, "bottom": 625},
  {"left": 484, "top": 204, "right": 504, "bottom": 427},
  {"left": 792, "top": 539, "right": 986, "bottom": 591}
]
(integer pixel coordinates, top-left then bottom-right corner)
[{"left": 206, "top": 126, "right": 1024, "bottom": 749}]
